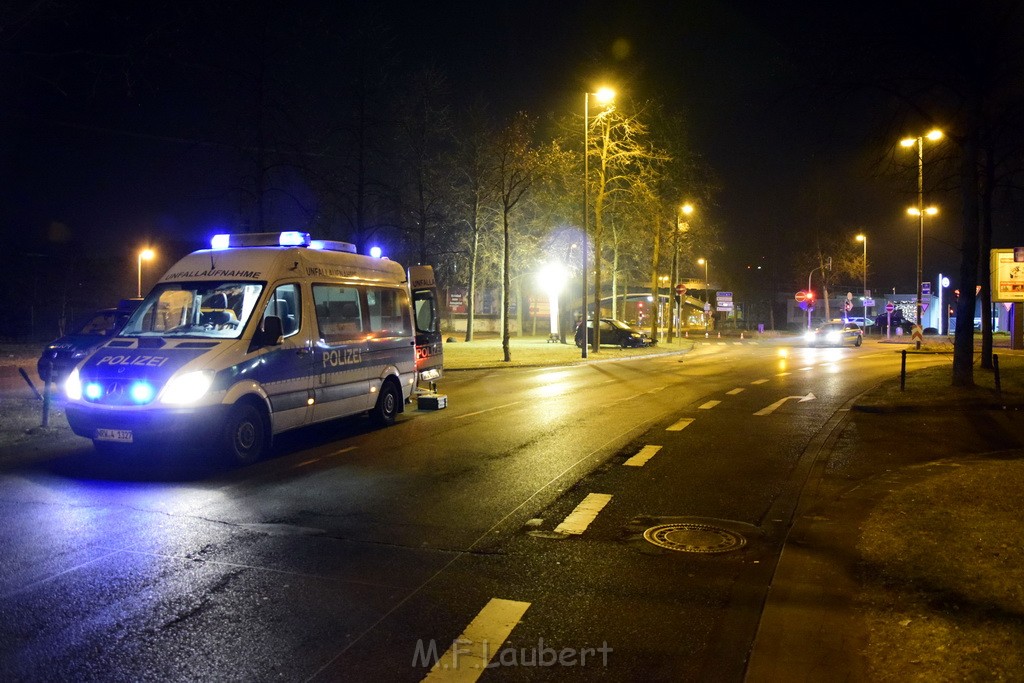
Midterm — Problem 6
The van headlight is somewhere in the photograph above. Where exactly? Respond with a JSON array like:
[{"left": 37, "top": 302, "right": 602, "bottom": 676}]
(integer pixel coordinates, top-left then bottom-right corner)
[
  {"left": 160, "top": 370, "right": 215, "bottom": 405},
  {"left": 65, "top": 367, "right": 82, "bottom": 400}
]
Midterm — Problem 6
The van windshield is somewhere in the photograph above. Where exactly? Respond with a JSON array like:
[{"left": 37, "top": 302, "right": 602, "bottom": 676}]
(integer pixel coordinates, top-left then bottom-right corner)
[{"left": 121, "top": 281, "right": 265, "bottom": 339}]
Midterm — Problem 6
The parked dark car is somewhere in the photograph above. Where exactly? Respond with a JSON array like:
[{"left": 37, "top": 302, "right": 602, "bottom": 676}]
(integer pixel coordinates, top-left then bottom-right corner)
[
  {"left": 575, "top": 318, "right": 655, "bottom": 348},
  {"left": 804, "top": 321, "right": 863, "bottom": 347},
  {"left": 37, "top": 300, "right": 141, "bottom": 383}
]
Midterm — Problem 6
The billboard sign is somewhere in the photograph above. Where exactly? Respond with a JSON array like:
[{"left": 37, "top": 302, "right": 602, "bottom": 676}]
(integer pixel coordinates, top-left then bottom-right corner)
[{"left": 991, "top": 249, "right": 1024, "bottom": 302}]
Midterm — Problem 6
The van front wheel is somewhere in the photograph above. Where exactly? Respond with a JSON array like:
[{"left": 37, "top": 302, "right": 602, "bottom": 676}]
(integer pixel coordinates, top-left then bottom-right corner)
[
  {"left": 222, "top": 402, "right": 266, "bottom": 465},
  {"left": 370, "top": 380, "right": 400, "bottom": 427}
]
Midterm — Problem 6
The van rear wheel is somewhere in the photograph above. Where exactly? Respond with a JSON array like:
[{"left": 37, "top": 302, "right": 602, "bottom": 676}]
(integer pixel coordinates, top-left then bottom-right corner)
[
  {"left": 370, "top": 380, "right": 400, "bottom": 427},
  {"left": 222, "top": 402, "right": 266, "bottom": 465}
]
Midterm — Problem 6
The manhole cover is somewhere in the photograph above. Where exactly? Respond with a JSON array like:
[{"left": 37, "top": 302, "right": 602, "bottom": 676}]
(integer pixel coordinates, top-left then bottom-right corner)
[{"left": 643, "top": 523, "right": 746, "bottom": 554}]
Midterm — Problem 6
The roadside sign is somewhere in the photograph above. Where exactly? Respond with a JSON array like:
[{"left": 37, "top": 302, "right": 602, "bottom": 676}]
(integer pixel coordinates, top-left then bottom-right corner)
[
  {"left": 795, "top": 291, "right": 808, "bottom": 302},
  {"left": 864, "top": 298, "right": 875, "bottom": 307},
  {"left": 922, "top": 282, "right": 931, "bottom": 295},
  {"left": 704, "top": 302, "right": 711, "bottom": 312},
  {"left": 675, "top": 284, "right": 686, "bottom": 295},
  {"left": 885, "top": 302, "right": 895, "bottom": 313}
]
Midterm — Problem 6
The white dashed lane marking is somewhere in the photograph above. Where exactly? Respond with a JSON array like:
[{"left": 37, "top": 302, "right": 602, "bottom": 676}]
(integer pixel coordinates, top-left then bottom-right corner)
[
  {"left": 666, "top": 418, "right": 695, "bottom": 432},
  {"left": 698, "top": 400, "right": 720, "bottom": 409},
  {"left": 726, "top": 388, "right": 744, "bottom": 395},
  {"left": 624, "top": 445, "right": 662, "bottom": 467},
  {"left": 554, "top": 493, "right": 613, "bottom": 535},
  {"left": 751, "top": 379, "right": 769, "bottom": 384},
  {"left": 422, "top": 598, "right": 531, "bottom": 682}
]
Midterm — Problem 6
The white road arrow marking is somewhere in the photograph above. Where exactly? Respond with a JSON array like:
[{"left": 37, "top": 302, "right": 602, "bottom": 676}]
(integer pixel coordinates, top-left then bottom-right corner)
[{"left": 754, "top": 392, "right": 816, "bottom": 416}]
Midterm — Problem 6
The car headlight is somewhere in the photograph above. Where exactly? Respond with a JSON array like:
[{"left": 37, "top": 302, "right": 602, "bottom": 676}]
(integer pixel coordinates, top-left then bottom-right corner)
[
  {"left": 65, "top": 367, "right": 82, "bottom": 400},
  {"left": 804, "top": 332, "right": 816, "bottom": 342},
  {"left": 826, "top": 332, "right": 841, "bottom": 342},
  {"left": 160, "top": 370, "right": 215, "bottom": 405}
]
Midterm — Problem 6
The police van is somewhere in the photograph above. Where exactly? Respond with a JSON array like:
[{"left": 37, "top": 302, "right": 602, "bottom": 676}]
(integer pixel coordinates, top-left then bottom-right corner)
[{"left": 64, "top": 231, "right": 442, "bottom": 464}]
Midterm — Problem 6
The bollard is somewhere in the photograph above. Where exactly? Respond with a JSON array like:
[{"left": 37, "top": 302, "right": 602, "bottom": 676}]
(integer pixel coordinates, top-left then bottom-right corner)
[
  {"left": 42, "top": 361, "right": 52, "bottom": 428},
  {"left": 900, "top": 349, "right": 907, "bottom": 391},
  {"left": 19, "top": 368, "right": 43, "bottom": 400},
  {"left": 994, "top": 354, "right": 1001, "bottom": 392},
  {"left": 740, "top": 332, "right": 744, "bottom": 340}
]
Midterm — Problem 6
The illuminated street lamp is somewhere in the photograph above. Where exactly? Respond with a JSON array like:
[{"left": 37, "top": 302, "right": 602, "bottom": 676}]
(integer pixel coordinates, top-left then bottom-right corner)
[
  {"left": 582, "top": 86, "right": 615, "bottom": 358},
  {"left": 900, "top": 129, "right": 942, "bottom": 330},
  {"left": 538, "top": 263, "right": 567, "bottom": 343},
  {"left": 668, "top": 203, "right": 694, "bottom": 343},
  {"left": 137, "top": 248, "right": 155, "bottom": 298},
  {"left": 855, "top": 234, "right": 867, "bottom": 326},
  {"left": 697, "top": 257, "right": 709, "bottom": 330}
]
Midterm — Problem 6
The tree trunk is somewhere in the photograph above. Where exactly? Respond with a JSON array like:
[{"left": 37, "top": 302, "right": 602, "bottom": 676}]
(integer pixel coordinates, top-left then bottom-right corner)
[
  {"left": 465, "top": 199, "right": 480, "bottom": 342},
  {"left": 953, "top": 102, "right": 981, "bottom": 387},
  {"left": 502, "top": 208, "right": 511, "bottom": 362},
  {"left": 980, "top": 138, "right": 994, "bottom": 369}
]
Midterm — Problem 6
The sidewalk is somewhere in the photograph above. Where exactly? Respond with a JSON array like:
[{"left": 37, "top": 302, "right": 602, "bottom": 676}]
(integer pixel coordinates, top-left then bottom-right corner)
[{"left": 746, "top": 349, "right": 1024, "bottom": 681}]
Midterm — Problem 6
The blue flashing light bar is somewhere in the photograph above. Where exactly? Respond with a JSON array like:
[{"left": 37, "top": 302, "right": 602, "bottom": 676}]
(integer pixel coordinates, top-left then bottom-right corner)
[
  {"left": 369, "top": 246, "right": 383, "bottom": 258},
  {"left": 309, "top": 240, "right": 357, "bottom": 253},
  {"left": 209, "top": 231, "right": 312, "bottom": 249}
]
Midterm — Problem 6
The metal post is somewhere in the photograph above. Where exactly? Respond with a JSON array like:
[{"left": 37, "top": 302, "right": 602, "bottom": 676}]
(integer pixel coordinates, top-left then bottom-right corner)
[
  {"left": 862, "top": 236, "right": 867, "bottom": 328},
  {"left": 581, "top": 93, "right": 589, "bottom": 359},
  {"left": 915, "top": 136, "right": 924, "bottom": 331},
  {"left": 900, "top": 349, "right": 907, "bottom": 391},
  {"left": 668, "top": 223, "right": 678, "bottom": 343}
]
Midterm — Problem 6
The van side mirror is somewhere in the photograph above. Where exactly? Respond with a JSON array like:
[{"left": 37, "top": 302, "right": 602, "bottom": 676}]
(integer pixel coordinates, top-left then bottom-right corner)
[{"left": 257, "top": 316, "right": 284, "bottom": 347}]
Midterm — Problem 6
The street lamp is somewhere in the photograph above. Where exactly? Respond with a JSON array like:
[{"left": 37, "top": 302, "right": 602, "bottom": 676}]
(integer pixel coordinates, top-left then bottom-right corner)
[
  {"left": 855, "top": 234, "right": 867, "bottom": 327},
  {"left": 668, "top": 203, "right": 693, "bottom": 343},
  {"left": 697, "top": 257, "right": 709, "bottom": 331},
  {"left": 538, "top": 263, "right": 567, "bottom": 343},
  {"left": 582, "top": 86, "right": 615, "bottom": 359},
  {"left": 900, "top": 129, "right": 942, "bottom": 331},
  {"left": 137, "top": 248, "right": 155, "bottom": 298}
]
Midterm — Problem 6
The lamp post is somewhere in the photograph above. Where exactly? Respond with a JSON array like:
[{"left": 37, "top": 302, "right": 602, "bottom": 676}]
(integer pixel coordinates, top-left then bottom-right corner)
[
  {"left": 668, "top": 203, "right": 693, "bottom": 343},
  {"left": 582, "top": 86, "right": 615, "bottom": 359},
  {"left": 538, "top": 263, "right": 567, "bottom": 343},
  {"left": 697, "top": 257, "right": 709, "bottom": 331},
  {"left": 137, "top": 248, "right": 154, "bottom": 298},
  {"left": 900, "top": 129, "right": 942, "bottom": 331},
  {"left": 906, "top": 205, "right": 938, "bottom": 327},
  {"left": 855, "top": 234, "right": 867, "bottom": 326}
]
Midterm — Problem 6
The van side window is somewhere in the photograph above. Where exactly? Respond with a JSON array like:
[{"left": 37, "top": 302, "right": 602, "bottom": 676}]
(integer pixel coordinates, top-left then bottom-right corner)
[
  {"left": 413, "top": 291, "right": 437, "bottom": 334},
  {"left": 313, "top": 285, "right": 364, "bottom": 342},
  {"left": 366, "top": 288, "right": 412, "bottom": 337},
  {"left": 262, "top": 284, "right": 301, "bottom": 337}
]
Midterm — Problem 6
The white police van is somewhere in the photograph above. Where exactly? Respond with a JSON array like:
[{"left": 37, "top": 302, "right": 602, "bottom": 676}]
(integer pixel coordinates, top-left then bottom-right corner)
[{"left": 64, "top": 231, "right": 442, "bottom": 464}]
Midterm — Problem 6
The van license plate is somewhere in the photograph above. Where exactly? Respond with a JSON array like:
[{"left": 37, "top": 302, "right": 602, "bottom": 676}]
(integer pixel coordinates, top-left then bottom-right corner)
[{"left": 95, "top": 429, "right": 133, "bottom": 443}]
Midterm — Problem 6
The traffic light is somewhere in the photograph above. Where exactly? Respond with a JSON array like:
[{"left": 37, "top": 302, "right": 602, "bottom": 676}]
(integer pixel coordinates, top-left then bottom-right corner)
[{"left": 806, "top": 291, "right": 815, "bottom": 302}]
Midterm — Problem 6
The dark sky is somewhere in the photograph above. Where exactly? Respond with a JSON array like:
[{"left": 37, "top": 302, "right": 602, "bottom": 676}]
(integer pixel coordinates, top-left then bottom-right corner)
[{"left": 3, "top": 0, "right": 1009, "bottom": 298}]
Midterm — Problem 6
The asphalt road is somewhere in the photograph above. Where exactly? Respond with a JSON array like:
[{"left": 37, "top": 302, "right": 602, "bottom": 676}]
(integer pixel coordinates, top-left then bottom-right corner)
[{"left": 0, "top": 339, "right": 945, "bottom": 681}]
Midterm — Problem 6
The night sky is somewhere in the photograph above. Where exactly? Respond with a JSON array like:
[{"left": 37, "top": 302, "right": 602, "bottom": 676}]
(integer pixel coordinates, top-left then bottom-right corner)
[{"left": 2, "top": 0, "right": 1020, "bottom": 302}]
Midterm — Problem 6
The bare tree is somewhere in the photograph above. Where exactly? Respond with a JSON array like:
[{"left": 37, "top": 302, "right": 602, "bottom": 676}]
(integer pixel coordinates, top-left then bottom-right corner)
[{"left": 494, "top": 113, "right": 540, "bottom": 362}]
